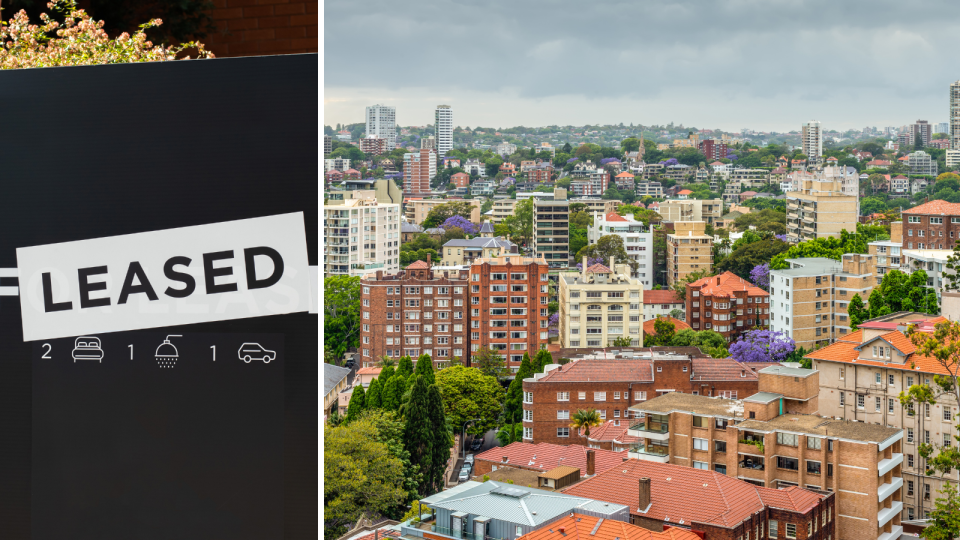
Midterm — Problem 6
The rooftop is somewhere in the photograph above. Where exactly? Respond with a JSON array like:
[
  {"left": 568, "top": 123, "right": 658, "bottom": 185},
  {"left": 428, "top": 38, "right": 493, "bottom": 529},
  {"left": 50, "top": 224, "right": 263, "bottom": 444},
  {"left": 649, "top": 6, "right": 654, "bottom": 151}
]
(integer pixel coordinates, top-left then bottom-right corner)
[
  {"left": 443, "top": 237, "right": 515, "bottom": 250},
  {"left": 903, "top": 200, "right": 960, "bottom": 215},
  {"left": 735, "top": 414, "right": 901, "bottom": 444},
  {"left": 689, "top": 271, "right": 768, "bottom": 298},
  {"left": 324, "top": 363, "right": 353, "bottom": 396},
  {"left": 743, "top": 391, "right": 783, "bottom": 404},
  {"left": 475, "top": 442, "right": 625, "bottom": 477},
  {"left": 758, "top": 364, "right": 817, "bottom": 378},
  {"left": 767, "top": 258, "right": 843, "bottom": 277},
  {"left": 642, "top": 316, "right": 690, "bottom": 335},
  {"left": 518, "top": 513, "right": 701, "bottom": 540},
  {"left": 629, "top": 392, "right": 743, "bottom": 419},
  {"left": 642, "top": 290, "right": 683, "bottom": 305}
]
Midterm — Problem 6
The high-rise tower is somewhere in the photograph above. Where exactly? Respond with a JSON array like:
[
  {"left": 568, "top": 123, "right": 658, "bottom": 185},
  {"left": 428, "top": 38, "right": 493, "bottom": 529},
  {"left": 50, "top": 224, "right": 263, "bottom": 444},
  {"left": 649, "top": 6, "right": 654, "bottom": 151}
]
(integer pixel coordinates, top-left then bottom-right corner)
[
  {"left": 434, "top": 105, "right": 453, "bottom": 158},
  {"left": 365, "top": 104, "right": 397, "bottom": 150}
]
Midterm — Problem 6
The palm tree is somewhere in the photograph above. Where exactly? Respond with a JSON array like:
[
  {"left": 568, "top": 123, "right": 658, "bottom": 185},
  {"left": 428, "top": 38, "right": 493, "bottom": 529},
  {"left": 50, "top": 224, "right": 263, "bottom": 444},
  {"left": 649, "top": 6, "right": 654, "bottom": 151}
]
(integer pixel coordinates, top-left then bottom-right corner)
[
  {"left": 570, "top": 409, "right": 602, "bottom": 438},
  {"left": 378, "top": 355, "right": 396, "bottom": 368}
]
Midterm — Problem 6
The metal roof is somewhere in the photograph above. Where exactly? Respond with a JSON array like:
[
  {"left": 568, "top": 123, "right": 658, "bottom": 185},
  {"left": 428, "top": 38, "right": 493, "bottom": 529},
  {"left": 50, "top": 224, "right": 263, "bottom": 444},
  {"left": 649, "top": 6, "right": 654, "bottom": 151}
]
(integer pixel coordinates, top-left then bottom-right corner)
[
  {"left": 758, "top": 364, "right": 818, "bottom": 378},
  {"left": 421, "top": 481, "right": 483, "bottom": 505},
  {"left": 324, "top": 363, "right": 352, "bottom": 396},
  {"left": 742, "top": 392, "right": 783, "bottom": 404}
]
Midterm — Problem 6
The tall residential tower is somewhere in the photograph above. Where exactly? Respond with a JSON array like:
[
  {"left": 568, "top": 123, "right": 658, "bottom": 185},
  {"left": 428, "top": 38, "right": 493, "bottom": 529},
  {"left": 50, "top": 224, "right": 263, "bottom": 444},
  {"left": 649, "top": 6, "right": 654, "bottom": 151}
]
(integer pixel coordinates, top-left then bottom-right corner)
[
  {"left": 801, "top": 120, "right": 822, "bottom": 164},
  {"left": 435, "top": 105, "right": 453, "bottom": 158},
  {"left": 365, "top": 104, "right": 397, "bottom": 150},
  {"left": 951, "top": 81, "right": 960, "bottom": 150}
]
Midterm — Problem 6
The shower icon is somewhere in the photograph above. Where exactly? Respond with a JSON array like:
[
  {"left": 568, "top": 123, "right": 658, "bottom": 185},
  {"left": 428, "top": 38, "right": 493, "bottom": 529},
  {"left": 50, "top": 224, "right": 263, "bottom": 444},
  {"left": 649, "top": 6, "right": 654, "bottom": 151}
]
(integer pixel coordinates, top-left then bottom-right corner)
[{"left": 155, "top": 335, "right": 182, "bottom": 368}]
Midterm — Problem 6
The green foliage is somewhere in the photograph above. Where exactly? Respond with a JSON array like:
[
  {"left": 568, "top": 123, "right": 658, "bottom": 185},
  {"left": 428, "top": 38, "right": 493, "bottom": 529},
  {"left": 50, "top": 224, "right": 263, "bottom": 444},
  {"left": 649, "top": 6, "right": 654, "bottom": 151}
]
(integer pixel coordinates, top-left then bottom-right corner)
[
  {"left": 504, "top": 353, "right": 535, "bottom": 423},
  {"left": 613, "top": 336, "right": 632, "bottom": 347},
  {"left": 403, "top": 376, "right": 436, "bottom": 497},
  {"left": 471, "top": 347, "right": 510, "bottom": 381},
  {"left": 671, "top": 268, "right": 713, "bottom": 302},
  {"left": 502, "top": 198, "right": 533, "bottom": 247},
  {"left": 645, "top": 317, "right": 676, "bottom": 346},
  {"left": 496, "top": 423, "right": 524, "bottom": 447},
  {"left": 382, "top": 375, "right": 404, "bottom": 411},
  {"left": 741, "top": 197, "right": 786, "bottom": 211},
  {"left": 380, "top": 364, "right": 396, "bottom": 382},
  {"left": 570, "top": 409, "right": 602, "bottom": 437},
  {"left": 533, "top": 349, "right": 554, "bottom": 373},
  {"left": 921, "top": 486, "right": 960, "bottom": 540},
  {"left": 716, "top": 238, "right": 790, "bottom": 281},
  {"left": 345, "top": 385, "right": 366, "bottom": 424},
  {"left": 617, "top": 205, "right": 661, "bottom": 227},
  {"left": 732, "top": 209, "right": 787, "bottom": 234},
  {"left": 422, "top": 201, "right": 474, "bottom": 228},
  {"left": 425, "top": 384, "right": 453, "bottom": 495},
  {"left": 396, "top": 356, "right": 414, "bottom": 380},
  {"left": 576, "top": 235, "right": 638, "bottom": 272},
  {"left": 324, "top": 276, "right": 362, "bottom": 360},
  {"left": 670, "top": 329, "right": 727, "bottom": 351},
  {"left": 621, "top": 138, "right": 641, "bottom": 152},
  {"left": 770, "top": 229, "right": 868, "bottom": 270},
  {"left": 847, "top": 294, "right": 867, "bottom": 330},
  {"left": 324, "top": 416, "right": 408, "bottom": 537},
  {"left": 367, "top": 378, "right": 383, "bottom": 409},
  {"left": 435, "top": 365, "right": 506, "bottom": 436},
  {"left": 413, "top": 354, "right": 436, "bottom": 386}
]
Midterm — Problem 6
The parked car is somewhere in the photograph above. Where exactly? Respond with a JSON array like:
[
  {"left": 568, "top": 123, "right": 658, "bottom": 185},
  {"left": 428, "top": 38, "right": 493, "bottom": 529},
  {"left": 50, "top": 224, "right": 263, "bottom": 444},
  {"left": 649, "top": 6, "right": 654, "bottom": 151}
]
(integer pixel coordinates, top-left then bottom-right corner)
[
  {"left": 464, "top": 454, "right": 475, "bottom": 464},
  {"left": 471, "top": 439, "right": 483, "bottom": 451},
  {"left": 457, "top": 469, "right": 470, "bottom": 482}
]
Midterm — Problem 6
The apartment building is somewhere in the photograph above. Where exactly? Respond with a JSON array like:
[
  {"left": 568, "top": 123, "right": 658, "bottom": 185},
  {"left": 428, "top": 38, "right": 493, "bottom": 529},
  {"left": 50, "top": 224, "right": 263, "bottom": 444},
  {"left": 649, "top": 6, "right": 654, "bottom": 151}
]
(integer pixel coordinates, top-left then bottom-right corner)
[
  {"left": 806, "top": 312, "right": 955, "bottom": 523},
  {"left": 533, "top": 195, "right": 571, "bottom": 268},
  {"left": 521, "top": 350, "right": 762, "bottom": 446},
  {"left": 563, "top": 456, "right": 834, "bottom": 540},
  {"left": 528, "top": 167, "right": 553, "bottom": 183},
  {"left": 473, "top": 442, "right": 623, "bottom": 479},
  {"left": 404, "top": 148, "right": 437, "bottom": 195},
  {"left": 901, "top": 249, "right": 954, "bottom": 298},
  {"left": 657, "top": 199, "right": 723, "bottom": 225},
  {"left": 661, "top": 164, "right": 694, "bottom": 182},
  {"left": 470, "top": 254, "right": 550, "bottom": 367},
  {"left": 821, "top": 165, "right": 859, "bottom": 198},
  {"left": 365, "top": 103, "right": 397, "bottom": 150},
  {"left": 442, "top": 237, "right": 516, "bottom": 265},
  {"left": 434, "top": 105, "right": 453, "bottom": 158},
  {"left": 643, "top": 290, "right": 685, "bottom": 321},
  {"left": 802, "top": 121, "right": 823, "bottom": 164},
  {"left": 786, "top": 178, "right": 859, "bottom": 243},
  {"left": 635, "top": 180, "right": 663, "bottom": 198},
  {"left": 323, "top": 194, "right": 400, "bottom": 276},
  {"left": 642, "top": 163, "right": 664, "bottom": 179},
  {"left": 769, "top": 255, "right": 876, "bottom": 350},
  {"left": 698, "top": 139, "right": 728, "bottom": 161},
  {"left": 729, "top": 168, "right": 771, "bottom": 189},
  {"left": 906, "top": 150, "right": 938, "bottom": 177},
  {"left": 569, "top": 170, "right": 611, "bottom": 196},
  {"left": 569, "top": 197, "right": 619, "bottom": 216},
  {"left": 325, "top": 156, "right": 350, "bottom": 173},
  {"left": 404, "top": 198, "right": 483, "bottom": 225},
  {"left": 323, "top": 135, "right": 332, "bottom": 156},
  {"left": 902, "top": 200, "right": 960, "bottom": 250},
  {"left": 359, "top": 135, "right": 386, "bottom": 156},
  {"left": 557, "top": 259, "right": 644, "bottom": 348},
  {"left": 869, "top": 239, "right": 903, "bottom": 286},
  {"left": 911, "top": 120, "right": 932, "bottom": 149},
  {"left": 489, "top": 197, "right": 517, "bottom": 225},
  {"left": 463, "top": 158, "right": 487, "bottom": 177},
  {"left": 686, "top": 271, "right": 769, "bottom": 340},
  {"left": 359, "top": 261, "right": 470, "bottom": 368},
  {"left": 627, "top": 365, "right": 902, "bottom": 540},
  {"left": 666, "top": 221, "right": 713, "bottom": 287},
  {"left": 587, "top": 212, "right": 654, "bottom": 285}
]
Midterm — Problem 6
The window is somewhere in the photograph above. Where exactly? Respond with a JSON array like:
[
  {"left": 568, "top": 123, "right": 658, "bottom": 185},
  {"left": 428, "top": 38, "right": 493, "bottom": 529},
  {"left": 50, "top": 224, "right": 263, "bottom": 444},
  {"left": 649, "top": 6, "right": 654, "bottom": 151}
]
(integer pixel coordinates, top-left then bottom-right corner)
[
  {"left": 908, "top": 454, "right": 914, "bottom": 467},
  {"left": 692, "top": 461, "right": 708, "bottom": 470},
  {"left": 595, "top": 392, "right": 606, "bottom": 401},
  {"left": 839, "top": 392, "right": 845, "bottom": 406},
  {"left": 523, "top": 427, "right": 532, "bottom": 440},
  {"left": 777, "top": 432, "right": 798, "bottom": 447},
  {"left": 807, "top": 437, "right": 821, "bottom": 450},
  {"left": 875, "top": 372, "right": 882, "bottom": 384},
  {"left": 693, "top": 438, "right": 708, "bottom": 451},
  {"left": 693, "top": 416, "right": 707, "bottom": 428},
  {"left": 827, "top": 464, "right": 833, "bottom": 477},
  {"left": 889, "top": 398, "right": 895, "bottom": 414},
  {"left": 714, "top": 464, "right": 727, "bottom": 474},
  {"left": 785, "top": 523, "right": 796, "bottom": 539},
  {"left": 557, "top": 427, "right": 570, "bottom": 438},
  {"left": 578, "top": 391, "right": 586, "bottom": 400},
  {"left": 889, "top": 374, "right": 895, "bottom": 386},
  {"left": 907, "top": 428, "right": 914, "bottom": 443},
  {"left": 806, "top": 460, "right": 821, "bottom": 475},
  {"left": 857, "top": 394, "right": 864, "bottom": 409},
  {"left": 907, "top": 480, "right": 914, "bottom": 496},
  {"left": 945, "top": 433, "right": 952, "bottom": 447},
  {"left": 925, "top": 430, "right": 931, "bottom": 444},
  {"left": 715, "top": 440, "right": 727, "bottom": 453},
  {"left": 777, "top": 456, "right": 799, "bottom": 471},
  {"left": 925, "top": 484, "right": 931, "bottom": 501},
  {"left": 839, "top": 367, "right": 844, "bottom": 379},
  {"left": 523, "top": 410, "right": 533, "bottom": 422},
  {"left": 875, "top": 396, "right": 882, "bottom": 411},
  {"left": 946, "top": 408, "right": 953, "bottom": 422},
  {"left": 634, "top": 391, "right": 647, "bottom": 400},
  {"left": 557, "top": 410, "right": 569, "bottom": 420}
]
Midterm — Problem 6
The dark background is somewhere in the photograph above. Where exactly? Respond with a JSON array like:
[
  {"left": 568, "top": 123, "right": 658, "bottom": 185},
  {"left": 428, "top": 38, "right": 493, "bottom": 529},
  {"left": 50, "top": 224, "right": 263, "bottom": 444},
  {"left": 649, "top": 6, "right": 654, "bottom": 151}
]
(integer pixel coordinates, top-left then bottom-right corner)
[{"left": 0, "top": 54, "right": 318, "bottom": 538}]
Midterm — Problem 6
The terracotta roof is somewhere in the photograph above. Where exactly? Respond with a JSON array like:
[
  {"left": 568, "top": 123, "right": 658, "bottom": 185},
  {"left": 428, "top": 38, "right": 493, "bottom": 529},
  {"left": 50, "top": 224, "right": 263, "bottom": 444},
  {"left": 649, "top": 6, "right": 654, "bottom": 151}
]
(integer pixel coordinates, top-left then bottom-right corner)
[
  {"left": 349, "top": 528, "right": 401, "bottom": 540},
  {"left": 579, "top": 420, "right": 640, "bottom": 445},
  {"left": 642, "top": 290, "right": 683, "bottom": 305},
  {"left": 562, "top": 459, "right": 824, "bottom": 528},
  {"left": 475, "top": 442, "right": 624, "bottom": 477},
  {"left": 538, "top": 358, "right": 654, "bottom": 383},
  {"left": 806, "top": 322, "right": 956, "bottom": 376},
  {"left": 356, "top": 367, "right": 382, "bottom": 375},
  {"left": 689, "top": 271, "right": 769, "bottom": 299},
  {"left": 642, "top": 316, "right": 691, "bottom": 335},
  {"left": 903, "top": 200, "right": 960, "bottom": 215},
  {"left": 406, "top": 260, "right": 431, "bottom": 270},
  {"left": 858, "top": 330, "right": 917, "bottom": 355},
  {"left": 586, "top": 263, "right": 612, "bottom": 274},
  {"left": 518, "top": 513, "right": 701, "bottom": 540},
  {"left": 603, "top": 212, "right": 629, "bottom": 222},
  {"left": 616, "top": 172, "right": 636, "bottom": 178},
  {"left": 827, "top": 157, "right": 838, "bottom": 161},
  {"left": 677, "top": 189, "right": 693, "bottom": 195},
  {"left": 690, "top": 358, "right": 760, "bottom": 381}
]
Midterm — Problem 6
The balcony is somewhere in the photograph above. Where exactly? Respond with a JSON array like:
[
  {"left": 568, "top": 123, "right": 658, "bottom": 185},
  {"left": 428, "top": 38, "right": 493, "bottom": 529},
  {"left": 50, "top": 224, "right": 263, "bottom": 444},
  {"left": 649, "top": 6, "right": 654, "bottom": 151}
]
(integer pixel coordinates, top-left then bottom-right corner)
[
  {"left": 627, "top": 444, "right": 670, "bottom": 463},
  {"left": 878, "top": 453, "right": 903, "bottom": 476},
  {"left": 877, "top": 501, "right": 903, "bottom": 528},
  {"left": 878, "top": 477, "right": 903, "bottom": 502},
  {"left": 738, "top": 456, "right": 765, "bottom": 471},
  {"left": 627, "top": 419, "right": 670, "bottom": 441},
  {"left": 878, "top": 526, "right": 903, "bottom": 540}
]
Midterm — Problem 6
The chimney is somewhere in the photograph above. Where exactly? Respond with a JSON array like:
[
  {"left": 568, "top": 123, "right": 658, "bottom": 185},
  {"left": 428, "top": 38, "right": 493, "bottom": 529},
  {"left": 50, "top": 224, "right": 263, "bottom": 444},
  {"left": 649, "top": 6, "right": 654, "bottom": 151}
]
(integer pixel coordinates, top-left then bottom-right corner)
[
  {"left": 502, "top": 456, "right": 509, "bottom": 463},
  {"left": 582, "top": 256, "right": 588, "bottom": 282},
  {"left": 427, "top": 253, "right": 432, "bottom": 266},
  {"left": 638, "top": 477, "right": 651, "bottom": 511},
  {"left": 609, "top": 256, "right": 615, "bottom": 273},
  {"left": 586, "top": 449, "right": 596, "bottom": 475},
  {"left": 716, "top": 276, "right": 720, "bottom": 285}
]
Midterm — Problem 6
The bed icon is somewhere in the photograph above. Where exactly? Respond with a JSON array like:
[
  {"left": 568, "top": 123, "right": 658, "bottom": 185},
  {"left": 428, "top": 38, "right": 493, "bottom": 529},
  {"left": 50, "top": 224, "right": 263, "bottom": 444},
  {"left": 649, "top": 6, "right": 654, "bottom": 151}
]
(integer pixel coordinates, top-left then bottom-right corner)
[{"left": 72, "top": 337, "right": 103, "bottom": 363}]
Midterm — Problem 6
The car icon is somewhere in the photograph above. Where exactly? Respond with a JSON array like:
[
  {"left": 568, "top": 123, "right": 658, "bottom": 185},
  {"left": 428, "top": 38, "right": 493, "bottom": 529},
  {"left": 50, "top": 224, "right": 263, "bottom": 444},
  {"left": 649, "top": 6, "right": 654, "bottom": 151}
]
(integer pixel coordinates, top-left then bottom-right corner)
[
  {"left": 238, "top": 343, "right": 276, "bottom": 363},
  {"left": 72, "top": 337, "right": 103, "bottom": 363}
]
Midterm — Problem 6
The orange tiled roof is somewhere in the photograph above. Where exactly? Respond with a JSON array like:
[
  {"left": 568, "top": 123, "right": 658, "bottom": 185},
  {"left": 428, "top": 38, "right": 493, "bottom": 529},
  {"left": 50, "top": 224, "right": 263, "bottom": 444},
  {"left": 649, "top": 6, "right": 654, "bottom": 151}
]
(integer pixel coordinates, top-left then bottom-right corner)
[
  {"left": 539, "top": 358, "right": 654, "bottom": 383},
  {"left": 643, "top": 316, "right": 691, "bottom": 335},
  {"left": 586, "top": 263, "right": 612, "bottom": 274},
  {"left": 518, "top": 514, "right": 701, "bottom": 540},
  {"left": 580, "top": 420, "right": 641, "bottom": 445},
  {"left": 406, "top": 260, "right": 431, "bottom": 269},
  {"left": 677, "top": 189, "right": 693, "bottom": 195},
  {"left": 863, "top": 330, "right": 917, "bottom": 355},
  {"left": 616, "top": 171, "right": 636, "bottom": 178},
  {"left": 356, "top": 367, "right": 382, "bottom": 375},
  {"left": 903, "top": 200, "right": 960, "bottom": 215},
  {"left": 475, "top": 442, "right": 624, "bottom": 477},
  {"left": 806, "top": 322, "right": 954, "bottom": 376},
  {"left": 643, "top": 289, "right": 683, "bottom": 305},
  {"left": 689, "top": 271, "right": 768, "bottom": 298},
  {"left": 604, "top": 212, "right": 629, "bottom": 222}
]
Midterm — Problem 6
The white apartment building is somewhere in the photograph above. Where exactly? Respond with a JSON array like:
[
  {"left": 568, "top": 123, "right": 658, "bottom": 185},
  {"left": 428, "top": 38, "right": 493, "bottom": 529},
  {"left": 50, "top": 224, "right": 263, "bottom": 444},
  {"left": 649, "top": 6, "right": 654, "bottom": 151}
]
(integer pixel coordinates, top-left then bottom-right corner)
[
  {"left": 902, "top": 249, "right": 955, "bottom": 298},
  {"left": 951, "top": 81, "right": 960, "bottom": 150},
  {"left": 587, "top": 212, "right": 654, "bottom": 287},
  {"left": 495, "top": 142, "right": 517, "bottom": 156},
  {"left": 323, "top": 194, "right": 400, "bottom": 277},
  {"left": 822, "top": 165, "right": 859, "bottom": 197},
  {"left": 325, "top": 157, "right": 350, "bottom": 173},
  {"left": 435, "top": 105, "right": 453, "bottom": 158},
  {"left": 907, "top": 150, "right": 938, "bottom": 177},
  {"left": 802, "top": 120, "right": 823, "bottom": 164},
  {"left": 365, "top": 104, "right": 397, "bottom": 150},
  {"left": 869, "top": 239, "right": 904, "bottom": 285},
  {"left": 557, "top": 259, "right": 644, "bottom": 348},
  {"left": 463, "top": 158, "right": 487, "bottom": 177},
  {"left": 946, "top": 149, "right": 960, "bottom": 169}
]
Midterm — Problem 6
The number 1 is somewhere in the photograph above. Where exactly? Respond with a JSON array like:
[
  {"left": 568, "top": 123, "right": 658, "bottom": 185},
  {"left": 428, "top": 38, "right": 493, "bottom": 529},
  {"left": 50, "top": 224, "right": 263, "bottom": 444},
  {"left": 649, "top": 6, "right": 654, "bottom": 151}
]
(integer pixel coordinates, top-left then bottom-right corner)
[
  {"left": 129, "top": 344, "right": 133, "bottom": 360},
  {"left": 211, "top": 345, "right": 216, "bottom": 361}
]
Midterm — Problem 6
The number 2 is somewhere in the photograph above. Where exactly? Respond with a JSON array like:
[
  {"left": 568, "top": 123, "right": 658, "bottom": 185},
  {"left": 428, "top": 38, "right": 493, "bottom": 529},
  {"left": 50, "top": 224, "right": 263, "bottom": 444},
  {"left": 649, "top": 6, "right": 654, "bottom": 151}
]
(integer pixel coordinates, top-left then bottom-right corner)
[
  {"left": 129, "top": 344, "right": 133, "bottom": 360},
  {"left": 41, "top": 343, "right": 52, "bottom": 359},
  {"left": 211, "top": 345, "right": 216, "bottom": 361}
]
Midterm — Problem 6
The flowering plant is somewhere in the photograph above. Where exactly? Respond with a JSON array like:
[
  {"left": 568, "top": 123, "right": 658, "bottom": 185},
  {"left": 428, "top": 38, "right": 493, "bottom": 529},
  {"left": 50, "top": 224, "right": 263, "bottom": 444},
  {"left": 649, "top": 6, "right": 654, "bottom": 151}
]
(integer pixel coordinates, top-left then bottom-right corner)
[
  {"left": 1, "top": 0, "right": 213, "bottom": 70},
  {"left": 729, "top": 329, "right": 795, "bottom": 364},
  {"left": 575, "top": 256, "right": 605, "bottom": 270},
  {"left": 749, "top": 263, "right": 770, "bottom": 290},
  {"left": 659, "top": 158, "right": 679, "bottom": 166},
  {"left": 774, "top": 234, "right": 789, "bottom": 242},
  {"left": 599, "top": 157, "right": 621, "bottom": 165},
  {"left": 442, "top": 216, "right": 479, "bottom": 235},
  {"left": 566, "top": 158, "right": 580, "bottom": 164}
]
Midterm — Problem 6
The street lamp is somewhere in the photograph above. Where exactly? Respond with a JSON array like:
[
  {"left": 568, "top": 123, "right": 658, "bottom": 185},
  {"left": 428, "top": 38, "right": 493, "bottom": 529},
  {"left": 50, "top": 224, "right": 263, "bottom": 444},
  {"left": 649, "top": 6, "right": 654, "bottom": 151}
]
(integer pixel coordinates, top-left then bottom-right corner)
[{"left": 462, "top": 418, "right": 479, "bottom": 460}]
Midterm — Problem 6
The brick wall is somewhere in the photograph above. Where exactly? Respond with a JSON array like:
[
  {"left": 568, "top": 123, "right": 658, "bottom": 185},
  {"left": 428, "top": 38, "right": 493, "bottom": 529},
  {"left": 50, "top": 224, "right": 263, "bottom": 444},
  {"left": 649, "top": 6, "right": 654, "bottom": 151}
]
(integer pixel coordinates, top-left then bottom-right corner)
[
  {"left": 903, "top": 213, "right": 960, "bottom": 250},
  {"left": 207, "top": 0, "right": 317, "bottom": 58},
  {"left": 759, "top": 371, "right": 820, "bottom": 401}
]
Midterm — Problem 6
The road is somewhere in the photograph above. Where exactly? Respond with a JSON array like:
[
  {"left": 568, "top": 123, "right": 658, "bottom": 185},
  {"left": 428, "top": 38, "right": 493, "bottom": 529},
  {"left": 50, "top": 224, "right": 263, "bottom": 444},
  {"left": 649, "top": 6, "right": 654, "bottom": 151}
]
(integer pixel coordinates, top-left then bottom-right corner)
[{"left": 447, "top": 429, "right": 498, "bottom": 487}]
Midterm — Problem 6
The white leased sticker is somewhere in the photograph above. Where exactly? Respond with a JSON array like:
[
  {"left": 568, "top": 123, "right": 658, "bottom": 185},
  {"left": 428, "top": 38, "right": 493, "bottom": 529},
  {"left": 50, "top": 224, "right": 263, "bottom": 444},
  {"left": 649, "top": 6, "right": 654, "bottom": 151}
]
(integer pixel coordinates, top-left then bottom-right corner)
[{"left": 17, "top": 213, "right": 310, "bottom": 341}]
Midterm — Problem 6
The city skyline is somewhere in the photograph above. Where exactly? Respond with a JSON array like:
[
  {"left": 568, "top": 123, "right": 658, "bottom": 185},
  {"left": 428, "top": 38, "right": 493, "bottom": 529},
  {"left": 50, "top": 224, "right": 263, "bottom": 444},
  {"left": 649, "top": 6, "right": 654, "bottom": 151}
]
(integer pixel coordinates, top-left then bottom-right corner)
[{"left": 324, "top": 0, "right": 960, "bottom": 131}]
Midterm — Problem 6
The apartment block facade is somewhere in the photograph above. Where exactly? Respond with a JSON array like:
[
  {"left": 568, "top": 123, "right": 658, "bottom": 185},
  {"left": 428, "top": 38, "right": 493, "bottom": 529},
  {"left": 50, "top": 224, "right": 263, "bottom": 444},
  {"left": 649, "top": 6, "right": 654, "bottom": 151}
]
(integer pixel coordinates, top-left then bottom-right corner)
[
  {"left": 405, "top": 197, "right": 483, "bottom": 225},
  {"left": 359, "top": 261, "right": 470, "bottom": 368},
  {"left": 698, "top": 139, "right": 728, "bottom": 161},
  {"left": 557, "top": 261, "right": 644, "bottom": 348},
  {"left": 666, "top": 221, "right": 713, "bottom": 286},
  {"left": 906, "top": 150, "right": 938, "bottom": 177},
  {"left": 769, "top": 255, "right": 876, "bottom": 350},
  {"left": 951, "top": 81, "right": 960, "bottom": 151},
  {"left": 365, "top": 103, "right": 397, "bottom": 150},
  {"left": 587, "top": 212, "right": 654, "bottom": 286},
  {"left": 435, "top": 105, "right": 453, "bottom": 158},
  {"left": 628, "top": 366, "right": 903, "bottom": 540},
  {"left": 786, "top": 178, "right": 859, "bottom": 243},
  {"left": 359, "top": 135, "right": 386, "bottom": 156},
  {"left": 807, "top": 312, "right": 959, "bottom": 523},
  {"left": 802, "top": 121, "right": 823, "bottom": 164},
  {"left": 403, "top": 148, "right": 437, "bottom": 195},
  {"left": 902, "top": 200, "right": 960, "bottom": 250},
  {"left": 685, "top": 271, "right": 769, "bottom": 341},
  {"left": 323, "top": 195, "right": 400, "bottom": 276},
  {"left": 521, "top": 351, "right": 762, "bottom": 446},
  {"left": 533, "top": 197, "right": 570, "bottom": 268},
  {"left": 657, "top": 199, "right": 723, "bottom": 225},
  {"left": 569, "top": 197, "right": 619, "bottom": 216}
]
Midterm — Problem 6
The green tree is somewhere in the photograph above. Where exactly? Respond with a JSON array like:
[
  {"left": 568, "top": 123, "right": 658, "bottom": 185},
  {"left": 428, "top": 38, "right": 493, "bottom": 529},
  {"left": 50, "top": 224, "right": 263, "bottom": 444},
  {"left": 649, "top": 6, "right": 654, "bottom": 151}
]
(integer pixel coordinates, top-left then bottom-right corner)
[
  {"left": 921, "top": 485, "right": 960, "bottom": 540},
  {"left": 435, "top": 365, "right": 506, "bottom": 436},
  {"left": 867, "top": 288, "right": 885, "bottom": 318},
  {"left": 770, "top": 230, "right": 868, "bottom": 270},
  {"left": 504, "top": 353, "right": 534, "bottom": 423},
  {"left": 402, "top": 376, "right": 435, "bottom": 497},
  {"left": 324, "top": 276, "right": 362, "bottom": 361},
  {"left": 570, "top": 409, "right": 602, "bottom": 437},
  {"left": 366, "top": 378, "right": 383, "bottom": 409},
  {"left": 425, "top": 384, "right": 453, "bottom": 495},
  {"left": 621, "top": 138, "right": 641, "bottom": 152},
  {"left": 413, "top": 354, "right": 436, "bottom": 386},
  {"left": 533, "top": 349, "right": 554, "bottom": 373},
  {"left": 496, "top": 423, "right": 523, "bottom": 446},
  {"left": 382, "top": 375, "right": 404, "bottom": 411},
  {"left": 396, "top": 355, "right": 414, "bottom": 380},
  {"left": 502, "top": 198, "right": 534, "bottom": 247},
  {"left": 576, "top": 235, "right": 638, "bottom": 272},
  {"left": 670, "top": 329, "right": 726, "bottom": 350},
  {"left": 471, "top": 347, "right": 510, "bottom": 381},
  {"left": 671, "top": 268, "right": 713, "bottom": 302},
  {"left": 645, "top": 317, "right": 677, "bottom": 346},
  {"left": 847, "top": 294, "right": 868, "bottom": 330},
  {"left": 716, "top": 238, "right": 791, "bottom": 281},
  {"left": 421, "top": 201, "right": 475, "bottom": 228},
  {"left": 345, "top": 384, "right": 366, "bottom": 424},
  {"left": 613, "top": 336, "right": 632, "bottom": 347},
  {"left": 324, "top": 416, "right": 408, "bottom": 537},
  {"left": 380, "top": 364, "right": 396, "bottom": 383}
]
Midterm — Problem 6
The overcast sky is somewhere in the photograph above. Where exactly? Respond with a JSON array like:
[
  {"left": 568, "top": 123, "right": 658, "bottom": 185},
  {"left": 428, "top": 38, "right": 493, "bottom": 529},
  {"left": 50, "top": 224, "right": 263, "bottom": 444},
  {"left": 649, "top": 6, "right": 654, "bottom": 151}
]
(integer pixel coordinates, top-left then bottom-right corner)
[{"left": 324, "top": 0, "right": 960, "bottom": 132}]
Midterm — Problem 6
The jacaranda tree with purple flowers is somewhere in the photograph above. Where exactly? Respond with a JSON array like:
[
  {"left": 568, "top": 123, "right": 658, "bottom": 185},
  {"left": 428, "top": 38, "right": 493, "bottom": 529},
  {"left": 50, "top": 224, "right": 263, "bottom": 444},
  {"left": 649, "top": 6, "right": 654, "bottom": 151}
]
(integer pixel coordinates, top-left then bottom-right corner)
[
  {"left": 775, "top": 234, "right": 789, "bottom": 242},
  {"left": 442, "top": 216, "right": 478, "bottom": 235},
  {"left": 566, "top": 158, "right": 580, "bottom": 164},
  {"left": 729, "top": 329, "right": 795, "bottom": 364},
  {"left": 575, "top": 256, "right": 605, "bottom": 271},
  {"left": 599, "top": 157, "right": 621, "bottom": 166},
  {"left": 659, "top": 158, "right": 679, "bottom": 167},
  {"left": 750, "top": 263, "right": 770, "bottom": 290}
]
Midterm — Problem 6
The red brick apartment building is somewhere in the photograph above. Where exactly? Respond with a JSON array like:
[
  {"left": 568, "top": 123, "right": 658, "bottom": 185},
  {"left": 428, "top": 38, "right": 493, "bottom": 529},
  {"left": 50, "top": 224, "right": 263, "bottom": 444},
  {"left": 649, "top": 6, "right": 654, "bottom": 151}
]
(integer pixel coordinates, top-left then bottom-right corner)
[
  {"left": 206, "top": 0, "right": 317, "bottom": 57},
  {"left": 450, "top": 172, "right": 470, "bottom": 188},
  {"left": 473, "top": 442, "right": 623, "bottom": 479},
  {"left": 520, "top": 349, "right": 763, "bottom": 446},
  {"left": 360, "top": 254, "right": 549, "bottom": 369},
  {"left": 686, "top": 271, "right": 770, "bottom": 340},
  {"left": 901, "top": 200, "right": 960, "bottom": 250},
  {"left": 698, "top": 139, "right": 729, "bottom": 161},
  {"left": 527, "top": 168, "right": 553, "bottom": 183},
  {"left": 563, "top": 459, "right": 834, "bottom": 540},
  {"left": 360, "top": 261, "right": 469, "bottom": 369}
]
